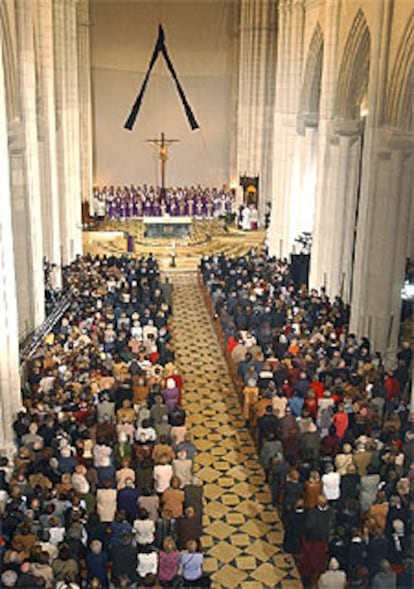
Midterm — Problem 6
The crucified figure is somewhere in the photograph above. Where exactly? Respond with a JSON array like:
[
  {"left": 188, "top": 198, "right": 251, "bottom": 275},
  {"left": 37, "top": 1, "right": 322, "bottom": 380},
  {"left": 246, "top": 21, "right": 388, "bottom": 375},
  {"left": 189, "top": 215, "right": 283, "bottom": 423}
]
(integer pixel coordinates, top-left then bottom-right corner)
[{"left": 147, "top": 132, "right": 179, "bottom": 201}]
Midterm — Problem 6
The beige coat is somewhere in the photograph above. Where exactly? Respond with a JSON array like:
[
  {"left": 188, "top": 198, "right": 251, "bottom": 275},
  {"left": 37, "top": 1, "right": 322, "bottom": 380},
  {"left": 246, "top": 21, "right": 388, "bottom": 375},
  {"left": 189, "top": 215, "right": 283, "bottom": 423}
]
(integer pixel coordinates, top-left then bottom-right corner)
[{"left": 96, "top": 488, "right": 117, "bottom": 522}]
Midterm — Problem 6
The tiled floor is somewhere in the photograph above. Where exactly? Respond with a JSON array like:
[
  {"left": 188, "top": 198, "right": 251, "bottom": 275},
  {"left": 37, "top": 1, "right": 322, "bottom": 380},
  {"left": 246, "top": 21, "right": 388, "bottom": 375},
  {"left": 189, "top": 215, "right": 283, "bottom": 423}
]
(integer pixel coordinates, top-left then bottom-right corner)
[{"left": 170, "top": 273, "right": 302, "bottom": 589}]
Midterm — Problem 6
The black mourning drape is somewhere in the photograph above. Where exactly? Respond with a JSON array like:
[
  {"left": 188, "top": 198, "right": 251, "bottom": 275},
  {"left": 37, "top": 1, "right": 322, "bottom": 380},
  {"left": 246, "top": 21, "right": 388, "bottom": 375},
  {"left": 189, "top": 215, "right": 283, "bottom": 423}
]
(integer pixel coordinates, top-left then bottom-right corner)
[{"left": 124, "top": 25, "right": 200, "bottom": 132}]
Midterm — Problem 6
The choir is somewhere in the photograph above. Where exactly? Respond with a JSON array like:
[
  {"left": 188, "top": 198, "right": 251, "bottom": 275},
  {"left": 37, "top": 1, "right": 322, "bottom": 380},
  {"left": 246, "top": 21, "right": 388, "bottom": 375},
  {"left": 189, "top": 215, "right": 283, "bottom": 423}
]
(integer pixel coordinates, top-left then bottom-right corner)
[{"left": 93, "top": 185, "right": 236, "bottom": 220}]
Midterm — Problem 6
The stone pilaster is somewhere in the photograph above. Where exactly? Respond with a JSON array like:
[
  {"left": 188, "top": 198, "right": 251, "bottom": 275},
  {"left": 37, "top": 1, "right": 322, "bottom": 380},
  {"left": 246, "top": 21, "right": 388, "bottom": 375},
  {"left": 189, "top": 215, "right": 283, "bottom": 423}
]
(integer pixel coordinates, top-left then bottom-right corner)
[
  {"left": 236, "top": 0, "right": 277, "bottom": 219},
  {"left": 54, "top": 0, "right": 82, "bottom": 264},
  {"left": 77, "top": 0, "right": 94, "bottom": 212},
  {"left": 350, "top": 131, "right": 414, "bottom": 355},
  {"left": 64, "top": 0, "right": 82, "bottom": 257},
  {"left": 268, "top": 0, "right": 305, "bottom": 258},
  {"left": 15, "top": 0, "right": 45, "bottom": 327},
  {"left": 0, "top": 43, "right": 22, "bottom": 454},
  {"left": 35, "top": 0, "right": 61, "bottom": 284},
  {"left": 321, "top": 119, "right": 362, "bottom": 299},
  {"left": 269, "top": 0, "right": 291, "bottom": 258},
  {"left": 308, "top": 0, "right": 340, "bottom": 286}
]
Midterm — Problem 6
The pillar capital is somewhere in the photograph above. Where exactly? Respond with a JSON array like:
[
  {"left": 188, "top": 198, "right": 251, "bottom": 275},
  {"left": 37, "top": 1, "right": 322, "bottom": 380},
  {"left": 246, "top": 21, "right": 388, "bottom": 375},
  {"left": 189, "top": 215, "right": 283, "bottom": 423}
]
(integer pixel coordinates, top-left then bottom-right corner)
[
  {"left": 305, "top": 0, "right": 323, "bottom": 8},
  {"left": 332, "top": 117, "right": 363, "bottom": 138},
  {"left": 387, "top": 129, "right": 414, "bottom": 153},
  {"left": 373, "top": 127, "right": 414, "bottom": 158},
  {"left": 296, "top": 111, "right": 318, "bottom": 135}
]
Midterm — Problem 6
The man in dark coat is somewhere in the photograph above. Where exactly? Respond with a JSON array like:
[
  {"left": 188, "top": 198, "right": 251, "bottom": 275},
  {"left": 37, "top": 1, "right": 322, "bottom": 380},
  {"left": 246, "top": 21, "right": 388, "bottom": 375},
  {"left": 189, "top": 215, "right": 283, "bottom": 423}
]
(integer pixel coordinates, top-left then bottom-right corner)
[
  {"left": 184, "top": 477, "right": 203, "bottom": 530},
  {"left": 110, "top": 531, "right": 138, "bottom": 587},
  {"left": 300, "top": 495, "right": 333, "bottom": 584}
]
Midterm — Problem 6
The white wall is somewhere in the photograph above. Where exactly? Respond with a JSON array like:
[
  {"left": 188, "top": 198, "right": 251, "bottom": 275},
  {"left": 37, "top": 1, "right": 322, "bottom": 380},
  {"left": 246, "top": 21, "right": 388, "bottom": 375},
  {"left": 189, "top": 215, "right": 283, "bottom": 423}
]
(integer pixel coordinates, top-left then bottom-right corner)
[{"left": 90, "top": 0, "right": 235, "bottom": 187}]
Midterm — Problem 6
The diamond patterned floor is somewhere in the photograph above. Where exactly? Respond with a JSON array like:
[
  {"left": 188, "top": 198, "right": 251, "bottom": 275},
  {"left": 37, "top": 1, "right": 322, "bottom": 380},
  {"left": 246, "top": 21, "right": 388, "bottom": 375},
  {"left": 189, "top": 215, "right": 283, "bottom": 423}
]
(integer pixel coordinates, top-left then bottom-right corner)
[{"left": 169, "top": 273, "right": 302, "bottom": 588}]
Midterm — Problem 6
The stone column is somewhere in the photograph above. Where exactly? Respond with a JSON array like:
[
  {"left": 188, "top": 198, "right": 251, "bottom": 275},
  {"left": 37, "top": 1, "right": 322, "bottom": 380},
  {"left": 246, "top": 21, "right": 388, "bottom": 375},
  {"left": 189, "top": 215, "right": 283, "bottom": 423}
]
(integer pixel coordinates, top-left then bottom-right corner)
[
  {"left": 326, "top": 120, "right": 361, "bottom": 298},
  {"left": 54, "top": 0, "right": 82, "bottom": 264},
  {"left": 350, "top": 133, "right": 414, "bottom": 355},
  {"left": 299, "top": 125, "right": 317, "bottom": 234},
  {"left": 15, "top": 0, "right": 45, "bottom": 327},
  {"left": 340, "top": 134, "right": 361, "bottom": 303},
  {"left": 268, "top": 0, "right": 305, "bottom": 258},
  {"left": 236, "top": 0, "right": 277, "bottom": 219},
  {"left": 308, "top": 0, "right": 340, "bottom": 287},
  {"left": 54, "top": 0, "right": 70, "bottom": 265},
  {"left": 35, "top": 0, "right": 61, "bottom": 284},
  {"left": 64, "top": 0, "right": 83, "bottom": 257},
  {"left": 77, "top": 0, "right": 94, "bottom": 212},
  {"left": 269, "top": 0, "right": 289, "bottom": 258},
  {"left": 8, "top": 130, "right": 32, "bottom": 336},
  {"left": 0, "top": 43, "right": 22, "bottom": 454},
  {"left": 288, "top": 122, "right": 317, "bottom": 250}
]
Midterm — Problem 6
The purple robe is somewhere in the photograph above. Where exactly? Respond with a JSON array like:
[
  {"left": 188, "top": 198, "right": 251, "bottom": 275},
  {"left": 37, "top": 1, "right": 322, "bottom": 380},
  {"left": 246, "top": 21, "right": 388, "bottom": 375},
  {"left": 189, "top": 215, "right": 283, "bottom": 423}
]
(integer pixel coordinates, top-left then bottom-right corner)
[
  {"left": 114, "top": 197, "right": 122, "bottom": 219},
  {"left": 201, "top": 196, "right": 208, "bottom": 217},
  {"left": 163, "top": 386, "right": 179, "bottom": 412}
]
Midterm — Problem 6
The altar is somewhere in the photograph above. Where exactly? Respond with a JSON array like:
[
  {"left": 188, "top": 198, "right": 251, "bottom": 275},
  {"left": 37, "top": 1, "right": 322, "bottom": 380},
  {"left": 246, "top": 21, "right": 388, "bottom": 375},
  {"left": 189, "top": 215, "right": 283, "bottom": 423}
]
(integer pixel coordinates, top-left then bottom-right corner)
[{"left": 143, "top": 216, "right": 192, "bottom": 239}]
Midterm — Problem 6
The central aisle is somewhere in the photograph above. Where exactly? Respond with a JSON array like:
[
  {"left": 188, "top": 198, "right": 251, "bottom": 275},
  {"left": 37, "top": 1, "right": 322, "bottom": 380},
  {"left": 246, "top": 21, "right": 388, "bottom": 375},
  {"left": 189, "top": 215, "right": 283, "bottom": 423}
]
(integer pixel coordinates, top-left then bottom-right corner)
[{"left": 169, "top": 273, "right": 301, "bottom": 589}]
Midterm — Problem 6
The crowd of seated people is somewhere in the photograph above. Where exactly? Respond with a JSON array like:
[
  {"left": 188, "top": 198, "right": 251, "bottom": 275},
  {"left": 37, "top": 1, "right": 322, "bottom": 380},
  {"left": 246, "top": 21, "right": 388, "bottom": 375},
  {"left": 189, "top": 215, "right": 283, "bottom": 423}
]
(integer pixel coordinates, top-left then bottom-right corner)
[
  {"left": 201, "top": 249, "right": 413, "bottom": 589},
  {"left": 0, "top": 254, "right": 210, "bottom": 589},
  {"left": 93, "top": 185, "right": 235, "bottom": 220}
]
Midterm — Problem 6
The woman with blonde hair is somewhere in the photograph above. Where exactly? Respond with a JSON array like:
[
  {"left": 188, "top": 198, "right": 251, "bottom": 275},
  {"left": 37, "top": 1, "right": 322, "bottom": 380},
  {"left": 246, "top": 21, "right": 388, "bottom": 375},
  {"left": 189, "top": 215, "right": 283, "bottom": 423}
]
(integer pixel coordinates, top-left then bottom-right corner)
[{"left": 158, "top": 536, "right": 180, "bottom": 587}]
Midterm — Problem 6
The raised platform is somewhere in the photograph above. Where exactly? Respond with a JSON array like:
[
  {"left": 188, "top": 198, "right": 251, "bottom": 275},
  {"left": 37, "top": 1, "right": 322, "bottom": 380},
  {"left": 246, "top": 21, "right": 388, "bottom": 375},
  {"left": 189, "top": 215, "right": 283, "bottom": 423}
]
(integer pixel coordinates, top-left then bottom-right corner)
[
  {"left": 143, "top": 216, "right": 192, "bottom": 239},
  {"left": 83, "top": 224, "right": 266, "bottom": 273}
]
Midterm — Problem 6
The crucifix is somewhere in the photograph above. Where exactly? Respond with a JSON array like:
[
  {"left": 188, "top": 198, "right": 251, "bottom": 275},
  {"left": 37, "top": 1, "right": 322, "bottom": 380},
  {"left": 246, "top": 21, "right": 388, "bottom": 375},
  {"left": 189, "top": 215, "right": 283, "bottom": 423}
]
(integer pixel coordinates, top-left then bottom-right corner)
[{"left": 147, "top": 132, "right": 179, "bottom": 201}]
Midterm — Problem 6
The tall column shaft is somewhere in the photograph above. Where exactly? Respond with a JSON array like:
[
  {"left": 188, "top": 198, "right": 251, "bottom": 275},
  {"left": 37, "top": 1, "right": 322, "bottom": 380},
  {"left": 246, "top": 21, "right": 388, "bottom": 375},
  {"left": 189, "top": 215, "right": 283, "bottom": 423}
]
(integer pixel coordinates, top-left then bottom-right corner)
[
  {"left": 269, "top": 0, "right": 290, "bottom": 258},
  {"left": 54, "top": 0, "right": 82, "bottom": 264},
  {"left": 340, "top": 137, "right": 361, "bottom": 303},
  {"left": 236, "top": 0, "right": 277, "bottom": 218},
  {"left": 0, "top": 43, "right": 22, "bottom": 453},
  {"left": 323, "top": 123, "right": 361, "bottom": 298},
  {"left": 308, "top": 0, "right": 340, "bottom": 287},
  {"left": 350, "top": 136, "right": 414, "bottom": 355},
  {"left": 65, "top": 0, "right": 82, "bottom": 257},
  {"left": 268, "top": 0, "right": 305, "bottom": 258},
  {"left": 16, "top": 0, "right": 45, "bottom": 326},
  {"left": 77, "top": 0, "right": 94, "bottom": 212},
  {"left": 35, "top": 0, "right": 61, "bottom": 281}
]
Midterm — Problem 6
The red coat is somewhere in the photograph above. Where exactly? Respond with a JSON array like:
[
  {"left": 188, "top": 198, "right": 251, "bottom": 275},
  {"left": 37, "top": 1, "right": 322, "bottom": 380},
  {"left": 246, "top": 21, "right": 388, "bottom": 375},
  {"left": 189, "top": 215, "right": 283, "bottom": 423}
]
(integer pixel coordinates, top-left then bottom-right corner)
[
  {"left": 332, "top": 411, "right": 349, "bottom": 438},
  {"left": 304, "top": 398, "right": 318, "bottom": 420},
  {"left": 385, "top": 377, "right": 400, "bottom": 401},
  {"left": 310, "top": 380, "right": 324, "bottom": 399}
]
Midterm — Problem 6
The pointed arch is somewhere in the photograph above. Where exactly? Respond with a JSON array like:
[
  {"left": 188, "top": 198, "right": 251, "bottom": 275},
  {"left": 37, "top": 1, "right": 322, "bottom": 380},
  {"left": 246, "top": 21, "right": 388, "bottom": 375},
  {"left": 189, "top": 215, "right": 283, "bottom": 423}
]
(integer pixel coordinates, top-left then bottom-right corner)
[
  {"left": 300, "top": 22, "right": 324, "bottom": 118},
  {"left": 335, "top": 10, "right": 370, "bottom": 119},
  {"left": 386, "top": 12, "right": 414, "bottom": 131}
]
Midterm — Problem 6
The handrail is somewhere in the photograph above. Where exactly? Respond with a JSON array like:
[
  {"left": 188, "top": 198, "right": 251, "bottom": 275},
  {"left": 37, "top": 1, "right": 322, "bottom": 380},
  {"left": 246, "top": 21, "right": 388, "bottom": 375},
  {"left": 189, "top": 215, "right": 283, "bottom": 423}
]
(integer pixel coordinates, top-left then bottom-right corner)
[{"left": 19, "top": 293, "right": 73, "bottom": 362}]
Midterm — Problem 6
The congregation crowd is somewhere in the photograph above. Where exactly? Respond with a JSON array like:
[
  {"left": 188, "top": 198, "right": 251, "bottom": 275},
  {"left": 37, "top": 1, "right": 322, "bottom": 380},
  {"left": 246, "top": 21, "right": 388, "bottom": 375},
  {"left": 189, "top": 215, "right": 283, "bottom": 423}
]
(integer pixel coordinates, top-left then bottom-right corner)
[
  {"left": 92, "top": 185, "right": 235, "bottom": 220},
  {"left": 1, "top": 243, "right": 413, "bottom": 589},
  {"left": 201, "top": 249, "right": 413, "bottom": 589},
  {"left": 0, "top": 254, "right": 210, "bottom": 589}
]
